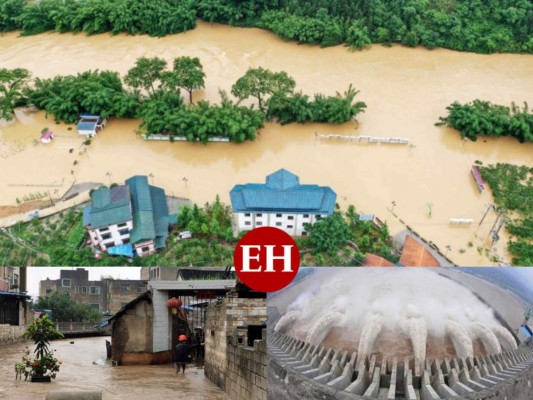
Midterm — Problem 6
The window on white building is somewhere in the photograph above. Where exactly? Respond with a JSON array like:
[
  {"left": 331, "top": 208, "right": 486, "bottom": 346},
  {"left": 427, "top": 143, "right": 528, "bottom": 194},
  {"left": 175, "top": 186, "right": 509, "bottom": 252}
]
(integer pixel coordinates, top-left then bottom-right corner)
[
  {"left": 257, "top": 222, "right": 262, "bottom": 226},
  {"left": 118, "top": 222, "right": 128, "bottom": 228},
  {"left": 244, "top": 213, "right": 251, "bottom": 217},
  {"left": 99, "top": 227, "right": 109, "bottom": 233},
  {"left": 119, "top": 229, "right": 129, "bottom": 236},
  {"left": 287, "top": 225, "right": 293, "bottom": 228},
  {"left": 245, "top": 221, "right": 251, "bottom": 226},
  {"left": 257, "top": 213, "right": 262, "bottom": 217},
  {"left": 101, "top": 233, "right": 112, "bottom": 240},
  {"left": 276, "top": 214, "right": 282, "bottom": 218},
  {"left": 315, "top": 215, "right": 322, "bottom": 219},
  {"left": 62, "top": 279, "right": 71, "bottom": 287},
  {"left": 288, "top": 216, "right": 294, "bottom": 220},
  {"left": 141, "top": 246, "right": 150, "bottom": 253},
  {"left": 276, "top": 222, "right": 282, "bottom": 227},
  {"left": 303, "top": 214, "right": 309, "bottom": 219},
  {"left": 302, "top": 231, "right": 307, "bottom": 236},
  {"left": 90, "top": 286, "right": 101, "bottom": 295}
]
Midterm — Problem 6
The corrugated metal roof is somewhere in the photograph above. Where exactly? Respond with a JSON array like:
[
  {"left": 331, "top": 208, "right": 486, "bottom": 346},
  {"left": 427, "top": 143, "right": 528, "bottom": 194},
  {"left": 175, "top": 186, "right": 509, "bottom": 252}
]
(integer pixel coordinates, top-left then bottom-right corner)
[
  {"left": 76, "top": 121, "right": 97, "bottom": 131},
  {"left": 230, "top": 169, "right": 336, "bottom": 214}
]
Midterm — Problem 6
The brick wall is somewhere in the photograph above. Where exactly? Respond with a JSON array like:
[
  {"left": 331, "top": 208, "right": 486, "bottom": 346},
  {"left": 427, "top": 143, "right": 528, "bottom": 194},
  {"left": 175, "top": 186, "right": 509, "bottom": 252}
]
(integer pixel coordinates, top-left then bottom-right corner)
[
  {"left": 205, "top": 292, "right": 267, "bottom": 400},
  {"left": 0, "top": 324, "right": 27, "bottom": 347}
]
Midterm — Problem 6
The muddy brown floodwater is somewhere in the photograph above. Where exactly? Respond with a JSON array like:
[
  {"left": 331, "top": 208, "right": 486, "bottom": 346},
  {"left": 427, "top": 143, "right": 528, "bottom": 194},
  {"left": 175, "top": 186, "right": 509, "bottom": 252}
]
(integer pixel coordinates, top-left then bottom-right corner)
[
  {"left": 0, "top": 337, "right": 228, "bottom": 400},
  {"left": 0, "top": 22, "right": 532, "bottom": 265}
]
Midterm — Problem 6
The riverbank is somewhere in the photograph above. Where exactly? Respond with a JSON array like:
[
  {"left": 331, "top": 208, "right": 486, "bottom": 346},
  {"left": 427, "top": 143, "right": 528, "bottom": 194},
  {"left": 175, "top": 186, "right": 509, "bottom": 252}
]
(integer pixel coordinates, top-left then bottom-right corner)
[{"left": 0, "top": 22, "right": 531, "bottom": 265}]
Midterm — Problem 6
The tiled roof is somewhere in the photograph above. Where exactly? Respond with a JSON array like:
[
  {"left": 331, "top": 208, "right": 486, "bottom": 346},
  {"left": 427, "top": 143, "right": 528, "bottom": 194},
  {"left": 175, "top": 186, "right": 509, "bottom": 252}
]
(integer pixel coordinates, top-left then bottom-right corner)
[
  {"left": 362, "top": 253, "right": 395, "bottom": 267},
  {"left": 83, "top": 186, "right": 132, "bottom": 229},
  {"left": 230, "top": 169, "right": 336, "bottom": 214},
  {"left": 399, "top": 235, "right": 441, "bottom": 267},
  {"left": 127, "top": 176, "right": 171, "bottom": 248}
]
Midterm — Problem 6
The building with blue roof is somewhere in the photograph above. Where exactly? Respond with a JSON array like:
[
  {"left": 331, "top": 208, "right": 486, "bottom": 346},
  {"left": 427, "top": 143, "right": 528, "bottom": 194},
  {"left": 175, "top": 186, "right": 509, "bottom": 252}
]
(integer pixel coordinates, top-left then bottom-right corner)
[
  {"left": 230, "top": 169, "right": 336, "bottom": 236},
  {"left": 83, "top": 175, "right": 176, "bottom": 257},
  {"left": 76, "top": 113, "right": 107, "bottom": 137}
]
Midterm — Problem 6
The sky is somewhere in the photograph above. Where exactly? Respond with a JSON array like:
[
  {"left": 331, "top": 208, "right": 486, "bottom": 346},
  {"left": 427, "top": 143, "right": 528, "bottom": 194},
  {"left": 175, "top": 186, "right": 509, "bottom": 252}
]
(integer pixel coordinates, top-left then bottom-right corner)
[{"left": 26, "top": 267, "right": 141, "bottom": 298}]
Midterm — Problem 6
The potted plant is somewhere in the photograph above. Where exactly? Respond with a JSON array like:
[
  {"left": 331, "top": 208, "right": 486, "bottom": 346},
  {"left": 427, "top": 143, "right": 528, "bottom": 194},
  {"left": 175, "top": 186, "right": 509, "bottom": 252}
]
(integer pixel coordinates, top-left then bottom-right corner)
[{"left": 22, "top": 315, "right": 64, "bottom": 382}]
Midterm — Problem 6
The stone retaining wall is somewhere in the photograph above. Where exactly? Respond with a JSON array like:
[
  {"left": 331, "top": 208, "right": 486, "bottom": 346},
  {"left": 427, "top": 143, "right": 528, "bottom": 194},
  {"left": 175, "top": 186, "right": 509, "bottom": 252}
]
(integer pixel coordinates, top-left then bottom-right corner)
[{"left": 0, "top": 324, "right": 27, "bottom": 347}]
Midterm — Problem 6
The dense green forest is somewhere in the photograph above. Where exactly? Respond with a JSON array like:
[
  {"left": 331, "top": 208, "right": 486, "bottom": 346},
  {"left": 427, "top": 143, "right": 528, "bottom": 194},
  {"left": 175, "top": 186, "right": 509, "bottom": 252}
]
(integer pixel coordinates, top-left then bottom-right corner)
[
  {"left": 437, "top": 100, "right": 533, "bottom": 143},
  {"left": 2, "top": 59, "right": 365, "bottom": 142},
  {"left": 0, "top": 0, "right": 531, "bottom": 54}
]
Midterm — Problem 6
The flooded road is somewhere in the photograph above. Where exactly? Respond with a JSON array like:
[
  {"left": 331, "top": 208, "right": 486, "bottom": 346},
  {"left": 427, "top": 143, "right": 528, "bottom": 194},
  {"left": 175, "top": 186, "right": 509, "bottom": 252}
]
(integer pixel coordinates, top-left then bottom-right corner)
[
  {"left": 0, "top": 337, "right": 228, "bottom": 400},
  {"left": 0, "top": 22, "right": 532, "bottom": 265}
]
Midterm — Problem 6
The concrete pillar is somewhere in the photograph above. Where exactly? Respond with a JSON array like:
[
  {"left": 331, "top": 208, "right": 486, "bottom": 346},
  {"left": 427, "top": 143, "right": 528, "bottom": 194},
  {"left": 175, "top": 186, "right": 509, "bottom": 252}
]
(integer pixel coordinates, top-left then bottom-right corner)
[{"left": 151, "top": 288, "right": 171, "bottom": 352}]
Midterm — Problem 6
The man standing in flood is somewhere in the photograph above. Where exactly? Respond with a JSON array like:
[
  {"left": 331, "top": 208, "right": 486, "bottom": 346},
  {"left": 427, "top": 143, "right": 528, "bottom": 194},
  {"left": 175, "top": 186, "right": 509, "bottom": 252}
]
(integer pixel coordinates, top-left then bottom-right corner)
[{"left": 174, "top": 335, "right": 199, "bottom": 374}]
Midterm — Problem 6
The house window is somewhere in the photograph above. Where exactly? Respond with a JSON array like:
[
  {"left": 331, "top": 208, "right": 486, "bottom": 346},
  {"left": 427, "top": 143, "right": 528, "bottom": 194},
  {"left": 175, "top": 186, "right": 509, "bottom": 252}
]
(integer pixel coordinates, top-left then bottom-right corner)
[
  {"left": 123, "top": 238, "right": 130, "bottom": 245},
  {"left": 45, "top": 287, "right": 52, "bottom": 294},
  {"left": 90, "top": 286, "right": 101, "bottom": 295},
  {"left": 244, "top": 213, "right": 251, "bottom": 217},
  {"left": 99, "top": 227, "right": 109, "bottom": 233},
  {"left": 287, "top": 225, "right": 293, "bottom": 228},
  {"left": 276, "top": 214, "right": 282, "bottom": 218},
  {"left": 90, "top": 304, "right": 100, "bottom": 310},
  {"left": 118, "top": 222, "right": 127, "bottom": 228},
  {"left": 245, "top": 221, "right": 251, "bottom": 226},
  {"left": 137, "top": 285, "right": 144, "bottom": 293},
  {"left": 119, "top": 229, "right": 129, "bottom": 236},
  {"left": 101, "top": 233, "right": 112, "bottom": 240},
  {"left": 82, "top": 286, "right": 87, "bottom": 294},
  {"left": 302, "top": 231, "right": 307, "bottom": 236},
  {"left": 62, "top": 279, "right": 71, "bottom": 287},
  {"left": 276, "top": 222, "right": 282, "bottom": 227},
  {"left": 303, "top": 214, "right": 309, "bottom": 219},
  {"left": 256, "top": 213, "right": 262, "bottom": 217},
  {"left": 121, "top": 285, "right": 130, "bottom": 293},
  {"left": 315, "top": 215, "right": 322, "bottom": 220},
  {"left": 288, "top": 216, "right": 294, "bottom": 220},
  {"left": 257, "top": 222, "right": 262, "bottom": 226},
  {"left": 74, "top": 286, "right": 79, "bottom": 294},
  {"left": 141, "top": 246, "right": 150, "bottom": 253}
]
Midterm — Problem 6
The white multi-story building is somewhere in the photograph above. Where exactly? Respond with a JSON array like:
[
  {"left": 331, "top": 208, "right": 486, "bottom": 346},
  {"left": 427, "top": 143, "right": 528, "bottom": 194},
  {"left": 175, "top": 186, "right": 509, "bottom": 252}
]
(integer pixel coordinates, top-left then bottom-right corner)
[{"left": 230, "top": 169, "right": 336, "bottom": 236}]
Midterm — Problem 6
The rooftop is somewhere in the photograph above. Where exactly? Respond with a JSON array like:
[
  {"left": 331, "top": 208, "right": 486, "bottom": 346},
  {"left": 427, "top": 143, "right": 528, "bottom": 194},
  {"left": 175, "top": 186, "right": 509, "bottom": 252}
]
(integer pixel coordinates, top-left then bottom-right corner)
[{"left": 230, "top": 169, "right": 336, "bottom": 214}]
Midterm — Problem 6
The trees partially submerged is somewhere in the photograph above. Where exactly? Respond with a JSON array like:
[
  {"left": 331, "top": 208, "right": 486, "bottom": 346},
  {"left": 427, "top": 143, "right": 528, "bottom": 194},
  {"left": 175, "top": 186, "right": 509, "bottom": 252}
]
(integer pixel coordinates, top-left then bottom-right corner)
[{"left": 0, "top": 67, "right": 30, "bottom": 121}]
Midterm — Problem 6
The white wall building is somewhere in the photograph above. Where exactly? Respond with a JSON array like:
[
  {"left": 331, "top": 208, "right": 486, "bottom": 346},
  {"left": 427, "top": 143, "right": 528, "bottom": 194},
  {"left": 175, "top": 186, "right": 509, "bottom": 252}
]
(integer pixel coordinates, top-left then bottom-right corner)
[{"left": 230, "top": 169, "right": 336, "bottom": 236}]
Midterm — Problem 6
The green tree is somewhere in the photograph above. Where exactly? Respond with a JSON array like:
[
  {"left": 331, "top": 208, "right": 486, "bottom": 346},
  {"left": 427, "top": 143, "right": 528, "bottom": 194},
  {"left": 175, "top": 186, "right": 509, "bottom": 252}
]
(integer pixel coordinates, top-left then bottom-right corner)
[
  {"left": 231, "top": 67, "right": 295, "bottom": 112},
  {"left": 0, "top": 68, "right": 30, "bottom": 121},
  {"left": 163, "top": 56, "right": 206, "bottom": 104},
  {"left": 35, "top": 292, "right": 103, "bottom": 323},
  {"left": 306, "top": 212, "right": 351, "bottom": 255},
  {"left": 124, "top": 56, "right": 168, "bottom": 97}
]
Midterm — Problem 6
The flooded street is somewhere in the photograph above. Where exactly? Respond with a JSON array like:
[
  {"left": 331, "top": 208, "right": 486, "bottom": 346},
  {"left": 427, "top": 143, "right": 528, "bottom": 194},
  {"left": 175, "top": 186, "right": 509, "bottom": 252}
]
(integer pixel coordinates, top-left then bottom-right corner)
[
  {"left": 0, "top": 337, "right": 228, "bottom": 400},
  {"left": 0, "top": 22, "right": 532, "bottom": 265}
]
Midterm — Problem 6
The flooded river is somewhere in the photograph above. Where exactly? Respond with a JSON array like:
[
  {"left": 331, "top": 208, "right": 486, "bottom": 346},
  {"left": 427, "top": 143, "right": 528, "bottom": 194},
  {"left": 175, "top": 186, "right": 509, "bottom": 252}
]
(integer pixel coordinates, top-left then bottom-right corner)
[
  {"left": 0, "top": 22, "right": 532, "bottom": 265},
  {"left": 0, "top": 337, "right": 228, "bottom": 400}
]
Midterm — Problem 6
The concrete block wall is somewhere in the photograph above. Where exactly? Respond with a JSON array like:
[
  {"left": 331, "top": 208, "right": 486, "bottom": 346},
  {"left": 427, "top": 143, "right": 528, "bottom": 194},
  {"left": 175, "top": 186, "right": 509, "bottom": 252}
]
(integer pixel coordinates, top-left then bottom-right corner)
[
  {"left": 0, "top": 324, "right": 27, "bottom": 347},
  {"left": 205, "top": 293, "right": 267, "bottom": 399},
  {"left": 226, "top": 329, "right": 268, "bottom": 400}
]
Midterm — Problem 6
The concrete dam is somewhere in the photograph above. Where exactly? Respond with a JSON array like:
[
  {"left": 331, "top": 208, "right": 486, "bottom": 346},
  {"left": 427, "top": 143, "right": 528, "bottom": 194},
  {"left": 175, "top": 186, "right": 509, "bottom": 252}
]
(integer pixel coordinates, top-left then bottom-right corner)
[{"left": 267, "top": 269, "right": 533, "bottom": 399}]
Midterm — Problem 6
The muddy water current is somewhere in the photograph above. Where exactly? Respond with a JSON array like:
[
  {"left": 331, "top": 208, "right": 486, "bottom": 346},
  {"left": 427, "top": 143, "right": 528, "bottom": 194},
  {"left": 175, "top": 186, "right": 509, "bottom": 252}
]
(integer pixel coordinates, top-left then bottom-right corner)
[
  {"left": 0, "top": 337, "right": 227, "bottom": 400},
  {"left": 0, "top": 22, "right": 532, "bottom": 265}
]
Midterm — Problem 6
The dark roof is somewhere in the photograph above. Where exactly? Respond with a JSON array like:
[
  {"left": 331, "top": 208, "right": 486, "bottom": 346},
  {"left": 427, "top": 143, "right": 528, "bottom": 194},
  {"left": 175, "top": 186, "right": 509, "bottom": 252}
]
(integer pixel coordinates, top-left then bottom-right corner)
[
  {"left": 230, "top": 169, "right": 336, "bottom": 214},
  {"left": 127, "top": 176, "right": 172, "bottom": 248},
  {"left": 83, "top": 186, "right": 132, "bottom": 229},
  {"left": 177, "top": 269, "right": 236, "bottom": 281},
  {"left": 107, "top": 291, "right": 152, "bottom": 323},
  {"left": 0, "top": 291, "right": 31, "bottom": 299}
]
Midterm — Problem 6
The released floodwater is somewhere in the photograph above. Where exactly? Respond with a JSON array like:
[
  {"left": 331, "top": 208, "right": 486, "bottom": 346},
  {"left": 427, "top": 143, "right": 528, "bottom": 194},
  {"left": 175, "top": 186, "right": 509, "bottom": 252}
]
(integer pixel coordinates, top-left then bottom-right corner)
[
  {"left": 0, "top": 337, "right": 228, "bottom": 400},
  {"left": 0, "top": 22, "right": 532, "bottom": 265}
]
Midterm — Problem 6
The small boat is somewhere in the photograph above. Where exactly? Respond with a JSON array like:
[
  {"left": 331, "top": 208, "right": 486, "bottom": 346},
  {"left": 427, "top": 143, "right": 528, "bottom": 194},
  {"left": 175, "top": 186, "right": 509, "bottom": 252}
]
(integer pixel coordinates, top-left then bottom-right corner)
[{"left": 471, "top": 165, "right": 485, "bottom": 192}]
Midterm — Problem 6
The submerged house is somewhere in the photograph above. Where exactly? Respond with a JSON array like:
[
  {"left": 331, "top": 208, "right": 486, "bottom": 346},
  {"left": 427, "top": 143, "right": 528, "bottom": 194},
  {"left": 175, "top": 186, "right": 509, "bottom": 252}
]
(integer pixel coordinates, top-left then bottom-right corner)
[
  {"left": 76, "top": 113, "right": 106, "bottom": 137},
  {"left": 230, "top": 169, "right": 336, "bottom": 236},
  {"left": 83, "top": 175, "right": 176, "bottom": 257}
]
